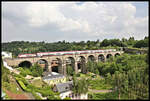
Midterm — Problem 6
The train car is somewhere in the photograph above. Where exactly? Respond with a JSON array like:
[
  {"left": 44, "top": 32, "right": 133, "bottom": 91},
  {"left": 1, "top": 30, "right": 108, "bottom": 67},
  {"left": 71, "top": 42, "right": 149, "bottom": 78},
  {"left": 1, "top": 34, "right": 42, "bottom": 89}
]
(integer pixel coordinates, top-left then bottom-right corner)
[
  {"left": 18, "top": 53, "right": 36, "bottom": 58},
  {"left": 36, "top": 49, "right": 117, "bottom": 57},
  {"left": 86, "top": 50, "right": 91, "bottom": 54},
  {"left": 99, "top": 50, "right": 103, "bottom": 53},
  {"left": 112, "top": 49, "right": 116, "bottom": 51},
  {"left": 63, "top": 51, "right": 74, "bottom": 55},
  {"left": 75, "top": 51, "right": 80, "bottom": 55},
  {"left": 36, "top": 52, "right": 57, "bottom": 57},
  {"left": 79, "top": 50, "right": 88, "bottom": 54}
]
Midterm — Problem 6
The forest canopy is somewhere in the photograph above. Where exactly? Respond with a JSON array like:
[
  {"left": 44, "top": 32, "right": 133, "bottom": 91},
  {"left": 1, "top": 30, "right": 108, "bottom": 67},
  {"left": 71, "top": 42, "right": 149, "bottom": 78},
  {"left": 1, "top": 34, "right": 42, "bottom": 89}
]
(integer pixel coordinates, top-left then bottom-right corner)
[{"left": 2, "top": 36, "right": 148, "bottom": 57}]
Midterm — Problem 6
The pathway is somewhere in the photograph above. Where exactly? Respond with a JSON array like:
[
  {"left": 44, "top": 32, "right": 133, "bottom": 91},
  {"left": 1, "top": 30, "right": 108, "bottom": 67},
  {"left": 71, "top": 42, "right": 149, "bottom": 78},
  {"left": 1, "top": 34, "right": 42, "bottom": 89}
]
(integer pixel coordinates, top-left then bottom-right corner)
[
  {"left": 4, "top": 89, "right": 30, "bottom": 100},
  {"left": 88, "top": 88, "right": 113, "bottom": 93}
]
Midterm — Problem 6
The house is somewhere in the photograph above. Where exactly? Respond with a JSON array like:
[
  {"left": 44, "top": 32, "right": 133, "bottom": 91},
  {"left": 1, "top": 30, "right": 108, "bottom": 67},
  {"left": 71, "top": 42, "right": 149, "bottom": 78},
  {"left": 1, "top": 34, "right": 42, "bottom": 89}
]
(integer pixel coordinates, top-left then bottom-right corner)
[
  {"left": 42, "top": 72, "right": 66, "bottom": 86},
  {"left": 53, "top": 81, "right": 88, "bottom": 99},
  {"left": 53, "top": 81, "right": 73, "bottom": 99},
  {"left": 2, "top": 51, "right": 12, "bottom": 58}
]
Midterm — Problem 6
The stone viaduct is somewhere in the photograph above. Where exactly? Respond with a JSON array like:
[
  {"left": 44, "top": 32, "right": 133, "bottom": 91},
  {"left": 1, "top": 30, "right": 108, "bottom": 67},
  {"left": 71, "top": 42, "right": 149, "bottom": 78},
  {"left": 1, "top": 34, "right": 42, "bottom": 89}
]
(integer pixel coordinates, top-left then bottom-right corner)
[{"left": 4, "top": 50, "right": 124, "bottom": 76}]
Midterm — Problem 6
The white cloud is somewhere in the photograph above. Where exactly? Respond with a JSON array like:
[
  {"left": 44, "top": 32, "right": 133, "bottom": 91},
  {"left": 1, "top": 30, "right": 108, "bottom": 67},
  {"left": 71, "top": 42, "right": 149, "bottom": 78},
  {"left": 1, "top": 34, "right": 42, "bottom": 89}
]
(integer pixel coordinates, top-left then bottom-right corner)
[
  {"left": 2, "top": 2, "right": 148, "bottom": 42},
  {"left": 25, "top": 2, "right": 91, "bottom": 33}
]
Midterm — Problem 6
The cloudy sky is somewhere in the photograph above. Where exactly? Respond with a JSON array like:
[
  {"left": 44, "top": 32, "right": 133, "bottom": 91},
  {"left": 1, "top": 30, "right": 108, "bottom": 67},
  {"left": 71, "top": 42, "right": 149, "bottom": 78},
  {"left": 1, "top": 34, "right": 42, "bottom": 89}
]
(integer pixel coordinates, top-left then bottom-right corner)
[{"left": 2, "top": 1, "right": 148, "bottom": 43}]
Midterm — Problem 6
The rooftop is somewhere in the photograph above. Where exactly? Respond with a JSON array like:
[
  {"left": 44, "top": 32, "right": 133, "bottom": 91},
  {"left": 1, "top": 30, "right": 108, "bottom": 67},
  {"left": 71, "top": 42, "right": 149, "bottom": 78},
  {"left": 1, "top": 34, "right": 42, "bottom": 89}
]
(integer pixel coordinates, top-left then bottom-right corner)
[
  {"left": 54, "top": 81, "right": 73, "bottom": 93},
  {"left": 42, "top": 72, "right": 65, "bottom": 80}
]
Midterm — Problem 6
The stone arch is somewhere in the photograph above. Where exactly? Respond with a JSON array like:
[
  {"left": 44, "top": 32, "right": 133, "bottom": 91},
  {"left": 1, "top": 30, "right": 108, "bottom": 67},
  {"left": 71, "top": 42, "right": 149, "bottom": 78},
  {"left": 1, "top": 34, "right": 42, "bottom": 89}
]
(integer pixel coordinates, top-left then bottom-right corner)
[
  {"left": 18, "top": 61, "right": 32, "bottom": 68},
  {"left": 77, "top": 56, "right": 86, "bottom": 73},
  {"left": 115, "top": 53, "right": 120, "bottom": 57},
  {"left": 98, "top": 54, "right": 105, "bottom": 62},
  {"left": 66, "top": 57, "right": 75, "bottom": 71},
  {"left": 106, "top": 54, "right": 113, "bottom": 59},
  {"left": 51, "top": 58, "right": 63, "bottom": 74},
  {"left": 88, "top": 55, "right": 95, "bottom": 62},
  {"left": 36, "top": 59, "right": 48, "bottom": 72}
]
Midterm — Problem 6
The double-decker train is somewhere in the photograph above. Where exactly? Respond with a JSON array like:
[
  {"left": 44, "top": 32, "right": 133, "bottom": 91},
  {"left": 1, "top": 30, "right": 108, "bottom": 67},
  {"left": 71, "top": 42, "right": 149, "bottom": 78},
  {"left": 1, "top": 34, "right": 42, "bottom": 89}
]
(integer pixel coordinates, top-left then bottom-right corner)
[{"left": 17, "top": 49, "right": 116, "bottom": 58}]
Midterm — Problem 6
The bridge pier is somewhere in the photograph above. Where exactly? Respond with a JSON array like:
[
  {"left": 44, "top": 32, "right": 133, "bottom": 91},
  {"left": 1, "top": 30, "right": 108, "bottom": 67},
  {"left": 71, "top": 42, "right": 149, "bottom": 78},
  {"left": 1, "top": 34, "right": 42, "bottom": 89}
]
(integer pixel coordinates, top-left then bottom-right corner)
[
  {"left": 104, "top": 55, "right": 107, "bottom": 62},
  {"left": 74, "top": 61, "right": 78, "bottom": 74},
  {"left": 62, "top": 63, "right": 67, "bottom": 76},
  {"left": 48, "top": 64, "right": 52, "bottom": 73}
]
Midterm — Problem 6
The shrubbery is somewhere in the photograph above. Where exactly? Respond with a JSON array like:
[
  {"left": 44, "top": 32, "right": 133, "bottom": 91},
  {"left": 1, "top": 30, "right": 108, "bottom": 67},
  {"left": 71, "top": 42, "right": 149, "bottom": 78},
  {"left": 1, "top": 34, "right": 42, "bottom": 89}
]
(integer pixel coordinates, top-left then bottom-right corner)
[
  {"left": 88, "top": 79, "right": 112, "bottom": 90},
  {"left": 2, "top": 64, "right": 10, "bottom": 83},
  {"left": 89, "top": 92, "right": 118, "bottom": 100},
  {"left": 18, "top": 80, "right": 27, "bottom": 90},
  {"left": 24, "top": 68, "right": 32, "bottom": 75},
  {"left": 17, "top": 63, "right": 43, "bottom": 77},
  {"left": 30, "top": 63, "right": 43, "bottom": 77},
  {"left": 20, "top": 71, "right": 27, "bottom": 77},
  {"left": 64, "top": 97, "right": 71, "bottom": 100},
  {"left": 3, "top": 82, "right": 11, "bottom": 90},
  {"left": 14, "top": 73, "right": 59, "bottom": 100},
  {"left": 75, "top": 73, "right": 80, "bottom": 77},
  {"left": 31, "top": 91, "right": 42, "bottom": 100},
  {"left": 87, "top": 53, "right": 149, "bottom": 99},
  {"left": 15, "top": 75, "right": 29, "bottom": 86},
  {"left": 66, "top": 65, "right": 74, "bottom": 76}
]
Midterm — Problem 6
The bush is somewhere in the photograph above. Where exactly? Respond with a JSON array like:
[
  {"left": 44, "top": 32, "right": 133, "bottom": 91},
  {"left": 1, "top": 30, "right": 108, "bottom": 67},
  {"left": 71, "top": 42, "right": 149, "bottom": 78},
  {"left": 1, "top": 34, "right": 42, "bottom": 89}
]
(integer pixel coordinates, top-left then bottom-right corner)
[
  {"left": 14, "top": 73, "right": 23, "bottom": 78},
  {"left": 64, "top": 97, "right": 71, "bottom": 100},
  {"left": 18, "top": 67, "right": 24, "bottom": 72},
  {"left": 89, "top": 79, "right": 112, "bottom": 90},
  {"left": 95, "top": 69, "right": 99, "bottom": 75},
  {"left": 76, "top": 73, "right": 80, "bottom": 77},
  {"left": 18, "top": 67, "right": 33, "bottom": 76},
  {"left": 4, "top": 93, "right": 10, "bottom": 99},
  {"left": 40, "top": 89, "right": 54, "bottom": 97},
  {"left": 2, "top": 74, "right": 10, "bottom": 83},
  {"left": 47, "top": 94, "right": 60, "bottom": 100},
  {"left": 17, "top": 80, "right": 33, "bottom": 92},
  {"left": 25, "top": 88, "right": 32, "bottom": 92},
  {"left": 2, "top": 65, "right": 10, "bottom": 83},
  {"left": 15, "top": 75, "right": 29, "bottom": 86},
  {"left": 26, "top": 84, "right": 35, "bottom": 89},
  {"left": 24, "top": 68, "right": 32, "bottom": 75},
  {"left": 66, "top": 65, "right": 74, "bottom": 76},
  {"left": 3, "top": 82, "right": 11, "bottom": 90},
  {"left": 2, "top": 65, "right": 10, "bottom": 75},
  {"left": 88, "top": 92, "right": 93, "bottom": 99},
  {"left": 30, "top": 64, "right": 43, "bottom": 77},
  {"left": 31, "top": 91, "right": 42, "bottom": 100},
  {"left": 91, "top": 92, "right": 118, "bottom": 100},
  {"left": 20, "top": 71, "right": 27, "bottom": 77},
  {"left": 18, "top": 80, "right": 27, "bottom": 90}
]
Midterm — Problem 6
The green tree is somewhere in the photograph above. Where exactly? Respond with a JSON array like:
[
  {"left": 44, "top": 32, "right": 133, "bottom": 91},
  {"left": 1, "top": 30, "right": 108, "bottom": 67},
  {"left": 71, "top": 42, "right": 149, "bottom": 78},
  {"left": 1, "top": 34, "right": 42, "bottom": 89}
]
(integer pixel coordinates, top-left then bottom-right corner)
[
  {"left": 30, "top": 63, "right": 43, "bottom": 77},
  {"left": 66, "top": 65, "right": 73, "bottom": 76},
  {"left": 133, "top": 39, "right": 148, "bottom": 48},
  {"left": 105, "top": 73, "right": 112, "bottom": 84},
  {"left": 72, "top": 74, "right": 89, "bottom": 95},
  {"left": 112, "top": 71, "right": 122, "bottom": 99},
  {"left": 100, "top": 39, "right": 110, "bottom": 47}
]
